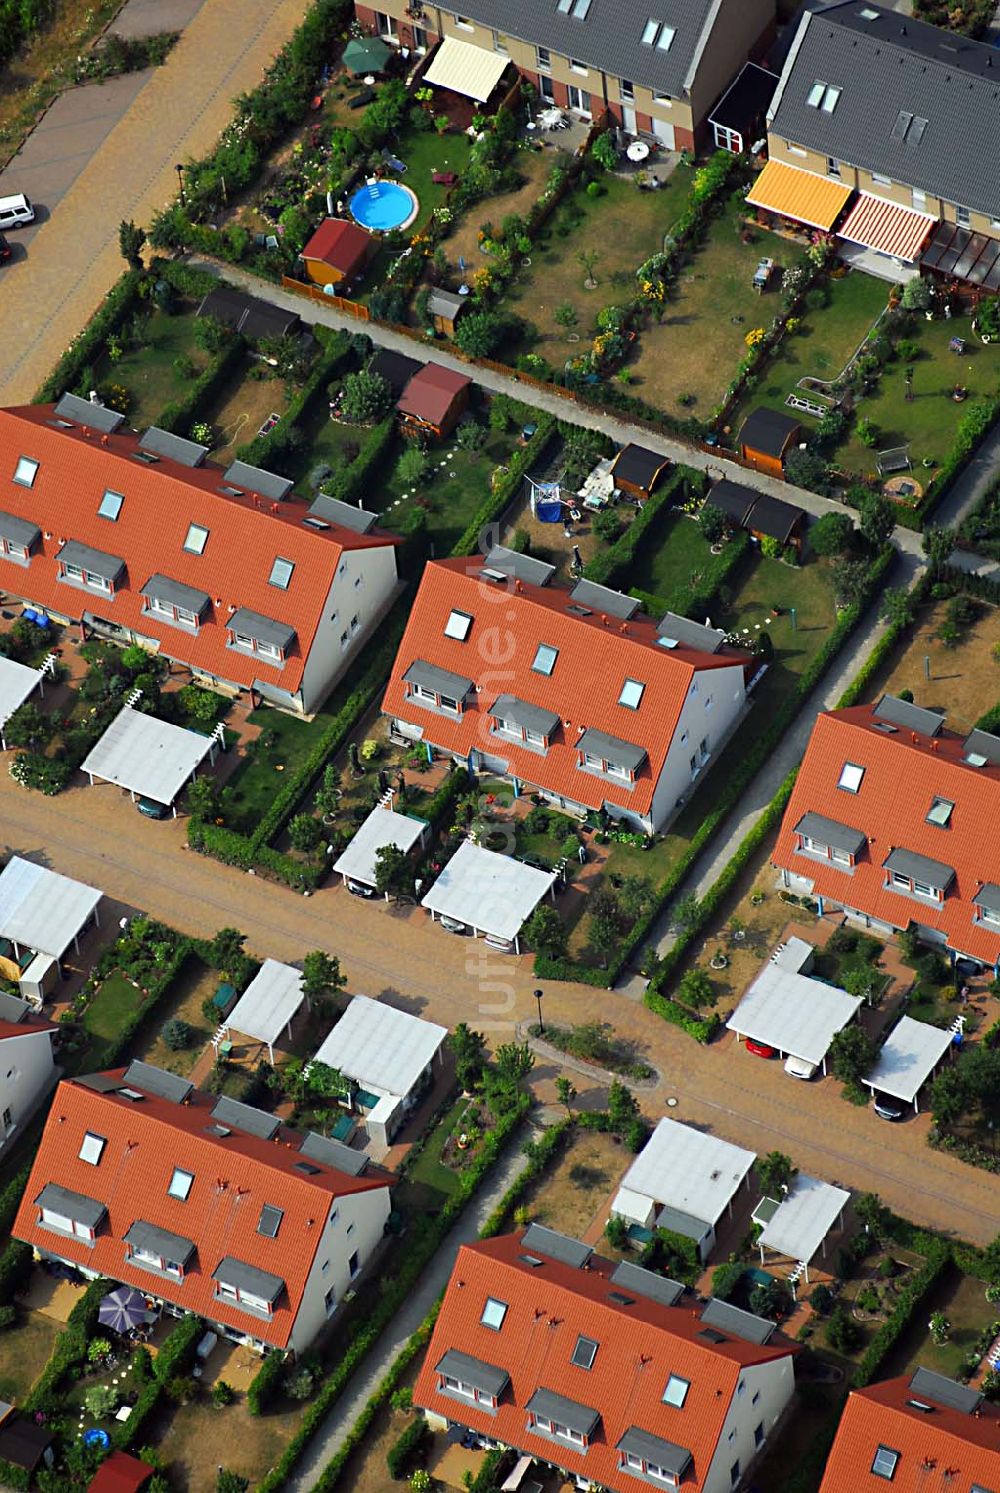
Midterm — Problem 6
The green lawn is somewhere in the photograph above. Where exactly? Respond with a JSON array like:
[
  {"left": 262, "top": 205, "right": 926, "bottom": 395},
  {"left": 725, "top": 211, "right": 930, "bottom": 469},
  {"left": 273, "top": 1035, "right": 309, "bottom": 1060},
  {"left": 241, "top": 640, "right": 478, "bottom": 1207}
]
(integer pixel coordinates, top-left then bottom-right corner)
[
  {"left": 503, "top": 163, "right": 695, "bottom": 356},
  {"left": 377, "top": 426, "right": 514, "bottom": 553},
  {"left": 836, "top": 311, "right": 1000, "bottom": 476},
  {"left": 880, "top": 1265, "right": 991, "bottom": 1381},
  {"left": 286, "top": 400, "right": 372, "bottom": 491},
  {"left": 395, "top": 1093, "right": 477, "bottom": 1214},
  {"left": 622, "top": 508, "right": 720, "bottom": 612},
  {"left": 222, "top": 706, "right": 338, "bottom": 833},
  {"left": 0, "top": 1313, "right": 59, "bottom": 1403},
  {"left": 80, "top": 972, "right": 144, "bottom": 1063},
  {"left": 737, "top": 268, "right": 889, "bottom": 419},
  {"left": 628, "top": 201, "right": 788, "bottom": 414},
  {"left": 95, "top": 306, "right": 207, "bottom": 428}
]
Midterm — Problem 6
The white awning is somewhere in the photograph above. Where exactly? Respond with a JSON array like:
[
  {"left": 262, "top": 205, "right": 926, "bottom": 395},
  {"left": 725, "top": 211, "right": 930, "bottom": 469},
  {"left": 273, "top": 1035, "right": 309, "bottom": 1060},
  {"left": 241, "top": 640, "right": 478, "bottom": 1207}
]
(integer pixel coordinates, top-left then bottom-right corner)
[
  {"left": 225, "top": 959, "right": 308, "bottom": 1051},
  {"left": 726, "top": 965, "right": 862, "bottom": 1066},
  {"left": 0, "top": 656, "right": 46, "bottom": 738},
  {"left": 863, "top": 1015, "right": 954, "bottom": 1103},
  {"left": 757, "top": 1175, "right": 850, "bottom": 1265},
  {"left": 332, "top": 806, "right": 428, "bottom": 888},
  {"left": 313, "top": 994, "right": 447, "bottom": 1101},
  {"left": 421, "top": 841, "right": 556, "bottom": 943},
  {"left": 80, "top": 705, "right": 216, "bottom": 808},
  {"left": 0, "top": 857, "right": 102, "bottom": 961},
  {"left": 617, "top": 1117, "right": 755, "bottom": 1228},
  {"left": 424, "top": 35, "right": 510, "bottom": 101}
]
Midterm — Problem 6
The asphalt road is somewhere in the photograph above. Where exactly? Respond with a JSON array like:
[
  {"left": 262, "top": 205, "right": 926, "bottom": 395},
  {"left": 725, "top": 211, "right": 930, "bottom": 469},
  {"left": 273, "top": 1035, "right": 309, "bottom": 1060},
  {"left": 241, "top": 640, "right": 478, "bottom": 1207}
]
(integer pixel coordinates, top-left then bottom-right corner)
[{"left": 3, "top": 772, "right": 998, "bottom": 1246}]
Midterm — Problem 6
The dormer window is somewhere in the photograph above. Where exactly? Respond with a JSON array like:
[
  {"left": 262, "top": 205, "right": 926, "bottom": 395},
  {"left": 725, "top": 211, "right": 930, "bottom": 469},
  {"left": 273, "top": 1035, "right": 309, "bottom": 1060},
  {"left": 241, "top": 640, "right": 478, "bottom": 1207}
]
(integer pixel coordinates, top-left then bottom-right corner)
[
  {"left": 13, "top": 457, "right": 38, "bottom": 488},
  {"left": 444, "top": 609, "right": 473, "bottom": 641}
]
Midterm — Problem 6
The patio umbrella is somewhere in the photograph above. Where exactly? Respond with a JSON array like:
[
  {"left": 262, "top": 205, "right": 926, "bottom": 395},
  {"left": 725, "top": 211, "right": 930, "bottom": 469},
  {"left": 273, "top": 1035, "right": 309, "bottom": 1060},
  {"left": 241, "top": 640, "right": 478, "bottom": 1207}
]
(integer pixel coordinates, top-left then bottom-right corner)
[
  {"left": 343, "top": 36, "right": 392, "bottom": 75},
  {"left": 98, "top": 1286, "right": 148, "bottom": 1334}
]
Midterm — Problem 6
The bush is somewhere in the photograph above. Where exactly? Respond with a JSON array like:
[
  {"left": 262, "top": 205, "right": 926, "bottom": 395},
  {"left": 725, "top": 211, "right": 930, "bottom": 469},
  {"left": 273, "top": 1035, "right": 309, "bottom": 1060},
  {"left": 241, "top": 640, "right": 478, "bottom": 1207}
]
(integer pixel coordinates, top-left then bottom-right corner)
[
  {"left": 213, "top": 1380, "right": 235, "bottom": 1406},
  {"left": 810, "top": 511, "right": 854, "bottom": 557},
  {"left": 386, "top": 1418, "right": 430, "bottom": 1480},
  {"left": 826, "top": 1305, "right": 862, "bottom": 1353},
  {"left": 152, "top": 1313, "right": 202, "bottom": 1384},
  {"left": 247, "top": 1351, "right": 286, "bottom": 1417},
  {"left": 161, "top": 1017, "right": 194, "bottom": 1050}
]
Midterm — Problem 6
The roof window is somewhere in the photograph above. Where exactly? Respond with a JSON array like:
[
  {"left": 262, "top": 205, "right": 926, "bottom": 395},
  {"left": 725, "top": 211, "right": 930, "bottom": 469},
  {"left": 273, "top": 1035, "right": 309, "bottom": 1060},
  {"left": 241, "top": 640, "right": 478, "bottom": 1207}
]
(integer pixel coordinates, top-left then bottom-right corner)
[
  {"left": 167, "top": 1167, "right": 194, "bottom": 1201},
  {"left": 269, "top": 557, "right": 294, "bottom": 589},
  {"left": 838, "top": 762, "right": 864, "bottom": 793},
  {"left": 97, "top": 490, "right": 124, "bottom": 522},
  {"left": 444, "top": 609, "right": 473, "bottom": 642},
  {"left": 926, "top": 797, "right": 954, "bottom": 827},
  {"left": 641, "top": 17, "right": 675, "bottom": 49},
  {"left": 481, "top": 1297, "right": 508, "bottom": 1330},
  {"left": 13, "top": 457, "right": 38, "bottom": 488},
  {"left": 662, "top": 1374, "right": 689, "bottom": 1408},
  {"left": 807, "top": 80, "right": 841, "bottom": 112},
  {"left": 571, "top": 1335, "right": 598, "bottom": 1369},
  {"left": 258, "top": 1204, "right": 283, "bottom": 1239},
  {"left": 619, "top": 678, "right": 645, "bottom": 709},
  {"left": 872, "top": 1447, "right": 900, "bottom": 1481},
  {"left": 532, "top": 643, "right": 559, "bottom": 676},
  {"left": 558, "top": 0, "right": 592, "bottom": 13},
  {"left": 183, "top": 523, "right": 209, "bottom": 555},
  {"left": 79, "top": 1132, "right": 106, "bottom": 1166}
]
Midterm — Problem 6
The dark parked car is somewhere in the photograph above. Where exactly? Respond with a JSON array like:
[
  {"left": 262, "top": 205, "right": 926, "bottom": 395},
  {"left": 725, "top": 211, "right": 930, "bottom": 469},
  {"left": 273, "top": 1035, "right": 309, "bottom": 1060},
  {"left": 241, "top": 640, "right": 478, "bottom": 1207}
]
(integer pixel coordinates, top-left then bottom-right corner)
[
  {"left": 136, "top": 796, "right": 169, "bottom": 819},
  {"left": 346, "top": 880, "right": 377, "bottom": 899},
  {"left": 873, "top": 1096, "right": 905, "bottom": 1121},
  {"left": 0, "top": 236, "right": 11, "bottom": 264}
]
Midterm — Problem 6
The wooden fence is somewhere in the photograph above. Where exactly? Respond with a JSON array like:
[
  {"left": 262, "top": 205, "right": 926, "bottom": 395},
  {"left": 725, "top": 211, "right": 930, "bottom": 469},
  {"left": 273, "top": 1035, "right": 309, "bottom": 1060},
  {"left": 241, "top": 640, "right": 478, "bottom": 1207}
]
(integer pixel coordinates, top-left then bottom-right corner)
[{"left": 280, "top": 277, "right": 370, "bottom": 318}]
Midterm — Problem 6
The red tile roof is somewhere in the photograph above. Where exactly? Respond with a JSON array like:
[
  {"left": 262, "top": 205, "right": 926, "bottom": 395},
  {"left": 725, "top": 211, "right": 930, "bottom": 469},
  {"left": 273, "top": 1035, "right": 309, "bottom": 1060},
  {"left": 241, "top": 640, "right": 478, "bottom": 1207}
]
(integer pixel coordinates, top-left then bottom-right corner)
[
  {"left": 0, "top": 405, "right": 398, "bottom": 697},
  {"left": 13, "top": 1072, "right": 391, "bottom": 1349},
  {"left": 381, "top": 558, "right": 748, "bottom": 818},
  {"left": 396, "top": 364, "right": 471, "bottom": 428},
  {"left": 0, "top": 1014, "right": 58, "bottom": 1041},
  {"left": 773, "top": 704, "right": 1000, "bottom": 962},
  {"left": 414, "top": 1232, "right": 796, "bottom": 1493},
  {"left": 819, "top": 1377, "right": 1000, "bottom": 1493},
  {"left": 88, "top": 1450, "right": 155, "bottom": 1493},
  {"left": 301, "top": 218, "right": 373, "bottom": 277}
]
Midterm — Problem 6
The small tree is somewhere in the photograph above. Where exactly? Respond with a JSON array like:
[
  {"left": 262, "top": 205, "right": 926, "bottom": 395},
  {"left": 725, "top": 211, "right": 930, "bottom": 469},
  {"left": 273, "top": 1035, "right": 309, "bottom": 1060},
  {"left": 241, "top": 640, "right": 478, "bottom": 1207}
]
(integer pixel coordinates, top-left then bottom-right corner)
[
  {"left": 454, "top": 309, "right": 508, "bottom": 357},
  {"left": 493, "top": 1042, "right": 535, "bottom": 1087},
  {"left": 84, "top": 1383, "right": 118, "bottom": 1418},
  {"left": 929, "top": 1311, "right": 951, "bottom": 1345},
  {"left": 577, "top": 248, "right": 600, "bottom": 288},
  {"left": 554, "top": 302, "right": 579, "bottom": 337},
  {"left": 711, "top": 1261, "right": 745, "bottom": 1302},
  {"left": 901, "top": 276, "right": 932, "bottom": 311},
  {"left": 555, "top": 1076, "right": 577, "bottom": 1117},
  {"left": 118, "top": 218, "right": 147, "bottom": 270},
  {"left": 217, "top": 1473, "right": 249, "bottom": 1493},
  {"left": 698, "top": 503, "right": 727, "bottom": 545},
  {"left": 810, "top": 511, "right": 853, "bottom": 557},
  {"left": 607, "top": 1078, "right": 641, "bottom": 1135},
  {"left": 855, "top": 417, "right": 879, "bottom": 450},
  {"left": 161, "top": 1018, "right": 194, "bottom": 1051},
  {"left": 456, "top": 419, "right": 487, "bottom": 455},
  {"left": 828, "top": 1025, "right": 877, "bottom": 1086},
  {"left": 591, "top": 131, "right": 618, "bottom": 171},
  {"left": 341, "top": 369, "right": 391, "bottom": 424},
  {"left": 194, "top": 316, "right": 230, "bottom": 355},
  {"left": 826, "top": 1304, "right": 862, "bottom": 1353},
  {"left": 677, "top": 968, "right": 715, "bottom": 1009},
  {"left": 301, "top": 950, "right": 346, "bottom": 1008},
  {"left": 757, "top": 1150, "right": 795, "bottom": 1198},
  {"left": 373, "top": 843, "right": 412, "bottom": 900},
  {"left": 673, "top": 893, "right": 702, "bottom": 932},
  {"left": 858, "top": 492, "right": 895, "bottom": 550},
  {"left": 855, "top": 1192, "right": 892, "bottom": 1244},
  {"left": 396, "top": 443, "right": 429, "bottom": 490},
  {"left": 450, "top": 1023, "right": 487, "bottom": 1091},
  {"left": 880, "top": 586, "right": 914, "bottom": 629},
  {"left": 288, "top": 813, "right": 324, "bottom": 853},
  {"left": 588, "top": 907, "right": 622, "bottom": 967},
  {"left": 524, "top": 904, "right": 568, "bottom": 959},
  {"left": 922, "top": 524, "right": 956, "bottom": 573},
  {"left": 2, "top": 703, "right": 55, "bottom": 750},
  {"left": 209, "top": 927, "right": 246, "bottom": 975},
  {"left": 831, "top": 557, "right": 872, "bottom": 609}
]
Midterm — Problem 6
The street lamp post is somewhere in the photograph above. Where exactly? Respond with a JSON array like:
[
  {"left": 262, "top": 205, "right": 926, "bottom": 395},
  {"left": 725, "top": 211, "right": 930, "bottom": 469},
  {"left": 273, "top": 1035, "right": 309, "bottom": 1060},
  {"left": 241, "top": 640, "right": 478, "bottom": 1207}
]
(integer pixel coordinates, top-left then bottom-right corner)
[
  {"left": 175, "top": 163, "right": 185, "bottom": 201},
  {"left": 534, "top": 987, "right": 544, "bottom": 1035}
]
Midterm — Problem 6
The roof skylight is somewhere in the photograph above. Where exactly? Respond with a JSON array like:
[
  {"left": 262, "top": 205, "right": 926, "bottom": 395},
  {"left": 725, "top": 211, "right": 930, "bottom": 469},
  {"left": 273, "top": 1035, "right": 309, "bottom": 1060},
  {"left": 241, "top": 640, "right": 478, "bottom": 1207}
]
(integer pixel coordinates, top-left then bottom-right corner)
[
  {"left": 13, "top": 457, "right": 38, "bottom": 488},
  {"left": 662, "top": 1374, "right": 689, "bottom": 1408},
  {"left": 571, "top": 1335, "right": 598, "bottom": 1369},
  {"left": 167, "top": 1167, "right": 194, "bottom": 1201},
  {"left": 258, "top": 1204, "right": 284, "bottom": 1239},
  {"left": 807, "top": 80, "right": 842, "bottom": 112},
  {"left": 641, "top": 17, "right": 675, "bottom": 49},
  {"left": 838, "top": 762, "right": 865, "bottom": 793},
  {"left": 619, "top": 678, "right": 645, "bottom": 710},
  {"left": 532, "top": 643, "right": 559, "bottom": 676},
  {"left": 871, "top": 1447, "right": 900, "bottom": 1481},
  {"left": 79, "top": 1132, "right": 106, "bottom": 1166},
  {"left": 97, "top": 490, "right": 124, "bottom": 521},
  {"left": 444, "top": 609, "right": 473, "bottom": 642},
  {"left": 269, "top": 557, "right": 294, "bottom": 589},
  {"left": 183, "top": 523, "right": 209, "bottom": 555},
  {"left": 481, "top": 1297, "right": 508, "bottom": 1330},
  {"left": 926, "top": 797, "right": 954, "bottom": 827}
]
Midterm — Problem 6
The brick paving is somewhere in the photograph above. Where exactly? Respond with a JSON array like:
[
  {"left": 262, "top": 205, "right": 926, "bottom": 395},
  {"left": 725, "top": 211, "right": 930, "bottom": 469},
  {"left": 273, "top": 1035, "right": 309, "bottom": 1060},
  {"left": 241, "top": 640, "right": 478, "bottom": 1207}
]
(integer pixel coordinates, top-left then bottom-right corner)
[
  {"left": 2, "top": 767, "right": 999, "bottom": 1246},
  {"left": 0, "top": 0, "right": 311, "bottom": 401}
]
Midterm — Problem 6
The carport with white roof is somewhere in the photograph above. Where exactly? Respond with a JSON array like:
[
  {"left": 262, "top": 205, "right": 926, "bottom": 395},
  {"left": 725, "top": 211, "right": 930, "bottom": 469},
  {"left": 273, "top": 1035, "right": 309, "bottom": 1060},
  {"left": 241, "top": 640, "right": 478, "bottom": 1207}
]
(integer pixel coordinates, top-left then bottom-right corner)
[
  {"left": 0, "top": 857, "right": 102, "bottom": 967},
  {"left": 80, "top": 705, "right": 220, "bottom": 814},
  {"left": 0, "top": 654, "right": 55, "bottom": 750},
  {"left": 333, "top": 805, "right": 429, "bottom": 893},
  {"left": 222, "top": 958, "right": 309, "bottom": 1063},
  {"left": 754, "top": 1174, "right": 850, "bottom": 1285},
  {"left": 863, "top": 1015, "right": 955, "bottom": 1114},
  {"left": 726, "top": 963, "right": 862, "bottom": 1075},
  {"left": 421, "top": 842, "right": 557, "bottom": 953}
]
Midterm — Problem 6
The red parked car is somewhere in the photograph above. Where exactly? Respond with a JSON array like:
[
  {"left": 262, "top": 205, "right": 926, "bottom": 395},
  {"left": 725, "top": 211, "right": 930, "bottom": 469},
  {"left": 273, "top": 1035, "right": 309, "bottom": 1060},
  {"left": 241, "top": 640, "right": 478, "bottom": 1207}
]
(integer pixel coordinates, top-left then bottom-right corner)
[{"left": 745, "top": 1039, "right": 777, "bottom": 1059}]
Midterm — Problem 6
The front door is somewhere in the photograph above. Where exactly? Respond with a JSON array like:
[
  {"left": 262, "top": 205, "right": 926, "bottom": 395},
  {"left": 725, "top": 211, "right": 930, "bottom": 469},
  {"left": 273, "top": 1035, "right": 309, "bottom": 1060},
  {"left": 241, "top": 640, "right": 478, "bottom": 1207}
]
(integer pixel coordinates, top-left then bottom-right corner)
[
  {"left": 621, "top": 105, "right": 637, "bottom": 134},
  {"left": 651, "top": 117, "right": 675, "bottom": 148},
  {"left": 538, "top": 74, "right": 555, "bottom": 103},
  {"left": 567, "top": 85, "right": 591, "bottom": 117}
]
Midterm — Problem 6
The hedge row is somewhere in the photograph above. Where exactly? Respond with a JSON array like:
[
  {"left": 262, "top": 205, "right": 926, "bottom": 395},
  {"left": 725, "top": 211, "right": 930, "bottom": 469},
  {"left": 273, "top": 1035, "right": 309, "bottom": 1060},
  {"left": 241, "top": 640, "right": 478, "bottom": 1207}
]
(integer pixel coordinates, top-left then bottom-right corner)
[
  {"left": 628, "top": 532, "right": 751, "bottom": 624},
  {"left": 235, "top": 329, "right": 356, "bottom": 472},
  {"left": 911, "top": 392, "right": 1000, "bottom": 529},
  {"left": 35, "top": 269, "right": 144, "bottom": 402},
  {"left": 110, "top": 1314, "right": 204, "bottom": 1452},
  {"left": 386, "top": 1415, "right": 430, "bottom": 1480},
  {"left": 453, "top": 418, "right": 557, "bottom": 557},
  {"left": 318, "top": 417, "right": 396, "bottom": 507},
  {"left": 852, "top": 1240, "right": 951, "bottom": 1387},
  {"left": 255, "top": 1092, "right": 531, "bottom": 1489},
  {"left": 97, "top": 941, "right": 194, "bottom": 1070},
  {"left": 539, "top": 544, "right": 895, "bottom": 992},
  {"left": 157, "top": 336, "right": 245, "bottom": 435},
  {"left": 25, "top": 1276, "right": 112, "bottom": 1411},
  {"left": 835, "top": 571, "right": 931, "bottom": 709},
  {"left": 0, "top": 1163, "right": 31, "bottom": 1238},
  {"left": 583, "top": 468, "right": 699, "bottom": 590}
]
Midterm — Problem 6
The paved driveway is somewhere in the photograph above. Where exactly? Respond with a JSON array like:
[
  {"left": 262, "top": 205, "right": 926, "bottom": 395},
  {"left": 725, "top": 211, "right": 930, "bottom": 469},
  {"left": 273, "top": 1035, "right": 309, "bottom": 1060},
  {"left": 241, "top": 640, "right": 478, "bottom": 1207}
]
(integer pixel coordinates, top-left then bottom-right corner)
[
  {"left": 0, "top": 0, "right": 311, "bottom": 401},
  {"left": 2, "top": 771, "right": 998, "bottom": 1244}
]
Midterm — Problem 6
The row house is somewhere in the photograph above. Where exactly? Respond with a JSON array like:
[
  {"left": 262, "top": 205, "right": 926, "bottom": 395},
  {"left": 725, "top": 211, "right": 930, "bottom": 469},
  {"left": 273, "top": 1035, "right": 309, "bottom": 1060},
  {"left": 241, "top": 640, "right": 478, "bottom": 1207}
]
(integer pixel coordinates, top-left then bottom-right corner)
[
  {"left": 14, "top": 1062, "right": 393, "bottom": 1353},
  {"left": 415, "top": 1224, "right": 797, "bottom": 1493},
  {"left": 354, "top": 0, "right": 777, "bottom": 152},
  {"left": 381, "top": 548, "right": 753, "bottom": 834},
  {"left": 749, "top": 1, "right": 1000, "bottom": 285},
  {"left": 773, "top": 694, "right": 1000, "bottom": 971},
  {"left": 0, "top": 395, "right": 400, "bottom": 715}
]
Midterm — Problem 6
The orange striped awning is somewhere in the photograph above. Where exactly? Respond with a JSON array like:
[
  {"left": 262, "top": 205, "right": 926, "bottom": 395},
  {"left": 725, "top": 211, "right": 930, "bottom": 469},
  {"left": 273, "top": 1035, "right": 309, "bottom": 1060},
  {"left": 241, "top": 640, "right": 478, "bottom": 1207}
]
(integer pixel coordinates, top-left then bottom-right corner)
[
  {"left": 838, "top": 193, "right": 937, "bottom": 262},
  {"left": 745, "top": 158, "right": 851, "bottom": 231}
]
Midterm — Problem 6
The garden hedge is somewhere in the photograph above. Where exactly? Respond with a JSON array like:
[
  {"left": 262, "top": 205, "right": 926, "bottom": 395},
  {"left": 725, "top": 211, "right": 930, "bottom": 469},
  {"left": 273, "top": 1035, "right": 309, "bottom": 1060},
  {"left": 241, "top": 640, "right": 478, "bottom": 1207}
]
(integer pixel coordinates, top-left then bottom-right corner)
[
  {"left": 157, "top": 336, "right": 245, "bottom": 435},
  {"left": 852, "top": 1240, "right": 951, "bottom": 1387},
  {"left": 0, "top": 1240, "right": 33, "bottom": 1306},
  {"left": 25, "top": 1276, "right": 113, "bottom": 1411},
  {"left": 539, "top": 544, "right": 895, "bottom": 993},
  {"left": 235, "top": 329, "right": 356, "bottom": 473},
  {"left": 254, "top": 1091, "right": 531, "bottom": 1490},
  {"left": 0, "top": 1164, "right": 31, "bottom": 1237},
  {"left": 35, "top": 269, "right": 144, "bottom": 402},
  {"left": 834, "top": 571, "right": 931, "bottom": 710},
  {"left": 152, "top": 1311, "right": 202, "bottom": 1383},
  {"left": 583, "top": 468, "right": 700, "bottom": 590},
  {"left": 386, "top": 1416, "right": 430, "bottom": 1479}
]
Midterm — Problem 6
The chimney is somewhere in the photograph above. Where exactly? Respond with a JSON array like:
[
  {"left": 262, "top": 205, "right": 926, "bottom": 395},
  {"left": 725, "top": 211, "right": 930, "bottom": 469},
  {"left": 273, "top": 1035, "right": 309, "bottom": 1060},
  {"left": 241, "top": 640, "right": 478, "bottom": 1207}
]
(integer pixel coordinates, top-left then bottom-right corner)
[
  {"left": 931, "top": 739, "right": 939, "bottom": 752},
  {"left": 100, "top": 434, "right": 109, "bottom": 447},
  {"left": 601, "top": 613, "right": 608, "bottom": 625},
  {"left": 912, "top": 732, "right": 918, "bottom": 743},
  {"left": 620, "top": 622, "right": 628, "bottom": 634}
]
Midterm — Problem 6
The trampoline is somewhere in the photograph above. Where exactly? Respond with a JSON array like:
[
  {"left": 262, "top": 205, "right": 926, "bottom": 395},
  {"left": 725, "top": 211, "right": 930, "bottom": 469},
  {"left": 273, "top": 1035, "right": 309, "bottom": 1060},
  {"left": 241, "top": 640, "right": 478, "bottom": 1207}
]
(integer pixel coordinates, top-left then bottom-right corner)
[{"left": 349, "top": 180, "right": 419, "bottom": 232}]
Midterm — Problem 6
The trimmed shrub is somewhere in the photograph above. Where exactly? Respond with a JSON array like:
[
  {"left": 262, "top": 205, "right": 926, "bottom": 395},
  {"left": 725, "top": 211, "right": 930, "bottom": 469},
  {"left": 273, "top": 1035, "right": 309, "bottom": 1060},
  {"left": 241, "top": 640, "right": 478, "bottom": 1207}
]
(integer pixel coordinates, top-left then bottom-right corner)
[
  {"left": 152, "top": 1313, "right": 202, "bottom": 1384},
  {"left": 386, "top": 1417, "right": 430, "bottom": 1479}
]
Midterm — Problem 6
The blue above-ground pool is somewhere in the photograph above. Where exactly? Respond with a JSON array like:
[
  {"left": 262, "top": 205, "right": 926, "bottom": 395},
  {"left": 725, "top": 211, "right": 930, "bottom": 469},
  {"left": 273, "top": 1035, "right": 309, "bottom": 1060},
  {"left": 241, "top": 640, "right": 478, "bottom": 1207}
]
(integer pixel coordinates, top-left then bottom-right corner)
[{"left": 349, "top": 180, "right": 419, "bottom": 232}]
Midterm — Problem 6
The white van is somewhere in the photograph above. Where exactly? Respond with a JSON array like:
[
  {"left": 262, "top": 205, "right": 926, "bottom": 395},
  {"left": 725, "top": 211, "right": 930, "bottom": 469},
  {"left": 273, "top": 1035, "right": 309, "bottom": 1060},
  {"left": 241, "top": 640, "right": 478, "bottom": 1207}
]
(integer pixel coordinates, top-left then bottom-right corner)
[{"left": 0, "top": 194, "right": 35, "bottom": 229}]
